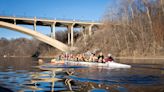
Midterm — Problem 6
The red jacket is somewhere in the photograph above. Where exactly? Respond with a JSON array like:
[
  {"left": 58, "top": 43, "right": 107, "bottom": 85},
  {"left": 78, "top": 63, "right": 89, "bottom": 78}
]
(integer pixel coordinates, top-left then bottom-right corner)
[{"left": 104, "top": 57, "right": 113, "bottom": 62}]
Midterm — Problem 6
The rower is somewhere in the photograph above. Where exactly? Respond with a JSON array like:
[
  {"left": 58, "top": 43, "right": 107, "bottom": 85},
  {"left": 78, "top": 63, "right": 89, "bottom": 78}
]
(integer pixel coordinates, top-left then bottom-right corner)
[
  {"left": 104, "top": 53, "right": 114, "bottom": 63},
  {"left": 38, "top": 58, "right": 44, "bottom": 65},
  {"left": 89, "top": 53, "right": 97, "bottom": 62},
  {"left": 97, "top": 52, "right": 104, "bottom": 63}
]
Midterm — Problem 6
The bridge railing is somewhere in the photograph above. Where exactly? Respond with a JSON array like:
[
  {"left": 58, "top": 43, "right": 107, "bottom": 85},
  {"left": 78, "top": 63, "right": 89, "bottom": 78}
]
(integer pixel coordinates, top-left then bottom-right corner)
[{"left": 0, "top": 14, "right": 101, "bottom": 23}]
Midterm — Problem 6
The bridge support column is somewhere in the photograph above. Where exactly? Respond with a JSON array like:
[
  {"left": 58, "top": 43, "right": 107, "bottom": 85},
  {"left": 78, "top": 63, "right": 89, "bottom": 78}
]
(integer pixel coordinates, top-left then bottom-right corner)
[
  {"left": 71, "top": 24, "right": 74, "bottom": 47},
  {"left": 68, "top": 24, "right": 74, "bottom": 47},
  {"left": 34, "top": 17, "right": 37, "bottom": 31},
  {"left": 51, "top": 22, "right": 56, "bottom": 39},
  {"left": 88, "top": 24, "right": 93, "bottom": 36},
  {"left": 84, "top": 24, "right": 93, "bottom": 36},
  {"left": 68, "top": 30, "right": 71, "bottom": 45},
  {"left": 13, "top": 19, "right": 16, "bottom": 25}
]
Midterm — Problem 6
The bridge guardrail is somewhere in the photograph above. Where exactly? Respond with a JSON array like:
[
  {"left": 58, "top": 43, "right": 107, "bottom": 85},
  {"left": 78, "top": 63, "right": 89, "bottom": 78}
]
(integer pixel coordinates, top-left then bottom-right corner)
[{"left": 0, "top": 14, "right": 100, "bottom": 23}]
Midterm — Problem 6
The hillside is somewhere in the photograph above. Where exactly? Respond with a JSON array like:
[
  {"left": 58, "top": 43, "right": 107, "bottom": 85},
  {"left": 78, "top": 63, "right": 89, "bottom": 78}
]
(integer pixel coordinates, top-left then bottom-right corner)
[{"left": 75, "top": 0, "right": 164, "bottom": 57}]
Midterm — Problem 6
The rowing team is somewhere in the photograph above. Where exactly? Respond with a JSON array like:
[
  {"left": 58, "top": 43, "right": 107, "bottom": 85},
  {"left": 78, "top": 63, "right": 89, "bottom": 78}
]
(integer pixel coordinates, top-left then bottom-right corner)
[{"left": 50, "top": 52, "right": 114, "bottom": 64}]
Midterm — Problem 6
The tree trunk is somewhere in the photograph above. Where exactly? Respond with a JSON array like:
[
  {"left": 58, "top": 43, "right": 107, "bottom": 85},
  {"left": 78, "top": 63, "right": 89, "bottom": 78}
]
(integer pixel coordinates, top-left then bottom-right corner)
[
  {"left": 113, "top": 25, "right": 121, "bottom": 50},
  {"left": 161, "top": 0, "right": 164, "bottom": 14},
  {"left": 146, "top": 7, "right": 156, "bottom": 56}
]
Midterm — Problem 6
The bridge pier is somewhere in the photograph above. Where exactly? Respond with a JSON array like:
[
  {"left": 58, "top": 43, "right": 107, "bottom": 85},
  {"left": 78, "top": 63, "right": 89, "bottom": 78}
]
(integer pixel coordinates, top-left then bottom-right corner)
[
  {"left": 71, "top": 24, "right": 74, "bottom": 47},
  {"left": 13, "top": 18, "right": 16, "bottom": 25},
  {"left": 51, "top": 22, "right": 56, "bottom": 39},
  {"left": 68, "top": 24, "right": 74, "bottom": 47},
  {"left": 68, "top": 29, "right": 71, "bottom": 45},
  {"left": 88, "top": 24, "right": 93, "bottom": 36},
  {"left": 34, "top": 17, "right": 37, "bottom": 31},
  {"left": 83, "top": 24, "right": 93, "bottom": 36}
]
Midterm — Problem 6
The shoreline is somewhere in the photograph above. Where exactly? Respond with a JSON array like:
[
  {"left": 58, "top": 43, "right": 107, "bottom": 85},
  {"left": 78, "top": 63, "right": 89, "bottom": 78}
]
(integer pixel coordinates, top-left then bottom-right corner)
[
  {"left": 0, "top": 55, "right": 164, "bottom": 64},
  {"left": 1, "top": 56, "right": 164, "bottom": 59},
  {"left": 115, "top": 56, "right": 164, "bottom": 60},
  {"left": 38, "top": 56, "right": 164, "bottom": 59}
]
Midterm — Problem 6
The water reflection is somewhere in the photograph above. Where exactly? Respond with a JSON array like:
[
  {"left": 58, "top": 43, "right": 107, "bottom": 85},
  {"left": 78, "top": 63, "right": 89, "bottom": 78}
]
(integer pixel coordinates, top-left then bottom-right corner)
[
  {"left": 0, "top": 57, "right": 164, "bottom": 92},
  {"left": 22, "top": 64, "right": 82, "bottom": 92},
  {"left": 24, "top": 70, "right": 63, "bottom": 91}
]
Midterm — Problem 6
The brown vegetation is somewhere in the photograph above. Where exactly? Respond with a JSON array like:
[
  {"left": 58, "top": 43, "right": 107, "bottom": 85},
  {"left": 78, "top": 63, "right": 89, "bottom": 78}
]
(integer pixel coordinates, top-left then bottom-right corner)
[
  {"left": 0, "top": 38, "right": 39, "bottom": 57},
  {"left": 75, "top": 0, "right": 164, "bottom": 57},
  {"left": 0, "top": 31, "right": 81, "bottom": 57}
]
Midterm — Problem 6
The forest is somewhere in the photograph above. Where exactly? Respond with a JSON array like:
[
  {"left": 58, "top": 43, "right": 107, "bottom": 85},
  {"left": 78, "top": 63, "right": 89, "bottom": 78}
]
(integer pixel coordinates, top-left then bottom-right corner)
[
  {"left": 0, "top": 31, "right": 80, "bottom": 57},
  {"left": 75, "top": 0, "right": 164, "bottom": 56}
]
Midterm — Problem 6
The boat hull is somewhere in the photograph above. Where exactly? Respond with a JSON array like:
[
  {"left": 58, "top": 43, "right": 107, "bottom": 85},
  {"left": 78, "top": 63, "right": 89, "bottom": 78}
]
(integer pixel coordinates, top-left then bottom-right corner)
[{"left": 65, "top": 61, "right": 131, "bottom": 68}]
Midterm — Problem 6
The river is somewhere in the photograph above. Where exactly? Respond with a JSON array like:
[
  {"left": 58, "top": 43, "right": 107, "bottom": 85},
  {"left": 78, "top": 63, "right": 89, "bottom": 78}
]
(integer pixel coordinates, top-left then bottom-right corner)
[{"left": 0, "top": 57, "right": 164, "bottom": 92}]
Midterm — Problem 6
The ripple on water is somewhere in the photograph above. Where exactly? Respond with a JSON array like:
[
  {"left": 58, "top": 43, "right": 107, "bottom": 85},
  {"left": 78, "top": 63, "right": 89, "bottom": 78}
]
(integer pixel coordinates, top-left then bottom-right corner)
[
  {"left": 125, "top": 75, "right": 161, "bottom": 85},
  {"left": 30, "top": 82, "right": 68, "bottom": 91},
  {"left": 15, "top": 70, "right": 27, "bottom": 73},
  {"left": 115, "top": 86, "right": 128, "bottom": 92},
  {"left": 68, "top": 74, "right": 163, "bottom": 86},
  {"left": 69, "top": 75, "right": 119, "bottom": 84},
  {"left": 0, "top": 71, "right": 15, "bottom": 75},
  {"left": 0, "top": 58, "right": 164, "bottom": 92},
  {"left": 90, "top": 88, "right": 108, "bottom": 92},
  {"left": 41, "top": 64, "right": 87, "bottom": 69}
]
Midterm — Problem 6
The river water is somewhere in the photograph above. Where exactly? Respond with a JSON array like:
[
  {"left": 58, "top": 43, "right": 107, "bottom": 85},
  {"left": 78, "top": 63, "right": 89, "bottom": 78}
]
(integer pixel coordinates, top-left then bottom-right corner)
[{"left": 0, "top": 57, "right": 164, "bottom": 92}]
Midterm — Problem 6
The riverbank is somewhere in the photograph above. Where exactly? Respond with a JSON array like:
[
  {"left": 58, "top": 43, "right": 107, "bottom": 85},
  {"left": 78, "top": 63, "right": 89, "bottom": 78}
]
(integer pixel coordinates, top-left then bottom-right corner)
[
  {"left": 37, "top": 56, "right": 164, "bottom": 59},
  {"left": 115, "top": 57, "right": 164, "bottom": 64},
  {"left": 1, "top": 55, "right": 164, "bottom": 64},
  {"left": 39, "top": 56, "right": 164, "bottom": 64},
  {"left": 115, "top": 56, "right": 164, "bottom": 60},
  {"left": 1, "top": 55, "right": 164, "bottom": 60}
]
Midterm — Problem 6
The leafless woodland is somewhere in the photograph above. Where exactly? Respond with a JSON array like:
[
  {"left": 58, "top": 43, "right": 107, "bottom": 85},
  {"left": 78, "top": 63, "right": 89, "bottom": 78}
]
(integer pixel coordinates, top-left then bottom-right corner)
[{"left": 76, "top": 0, "right": 164, "bottom": 56}]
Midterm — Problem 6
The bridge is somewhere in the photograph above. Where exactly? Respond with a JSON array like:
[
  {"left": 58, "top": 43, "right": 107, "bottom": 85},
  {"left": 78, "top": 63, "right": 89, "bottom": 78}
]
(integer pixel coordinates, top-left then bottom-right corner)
[{"left": 0, "top": 16, "right": 102, "bottom": 52}]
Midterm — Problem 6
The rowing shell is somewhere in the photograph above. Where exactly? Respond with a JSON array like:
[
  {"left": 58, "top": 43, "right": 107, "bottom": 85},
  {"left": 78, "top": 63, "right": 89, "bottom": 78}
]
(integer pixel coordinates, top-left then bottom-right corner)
[{"left": 65, "top": 61, "right": 131, "bottom": 68}]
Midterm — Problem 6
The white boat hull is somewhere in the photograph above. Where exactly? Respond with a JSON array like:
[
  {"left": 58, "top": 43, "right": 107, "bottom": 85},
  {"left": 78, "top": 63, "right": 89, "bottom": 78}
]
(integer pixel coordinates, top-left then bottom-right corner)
[{"left": 65, "top": 61, "right": 131, "bottom": 68}]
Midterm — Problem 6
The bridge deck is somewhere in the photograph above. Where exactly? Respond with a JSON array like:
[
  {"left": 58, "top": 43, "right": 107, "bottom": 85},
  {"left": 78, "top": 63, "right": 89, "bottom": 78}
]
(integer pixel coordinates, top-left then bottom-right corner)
[{"left": 0, "top": 16, "right": 102, "bottom": 27}]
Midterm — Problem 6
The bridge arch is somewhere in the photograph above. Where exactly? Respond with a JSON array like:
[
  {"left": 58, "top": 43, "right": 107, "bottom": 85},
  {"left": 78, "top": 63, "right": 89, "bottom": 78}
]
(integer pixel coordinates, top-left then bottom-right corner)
[{"left": 0, "top": 21, "right": 70, "bottom": 52}]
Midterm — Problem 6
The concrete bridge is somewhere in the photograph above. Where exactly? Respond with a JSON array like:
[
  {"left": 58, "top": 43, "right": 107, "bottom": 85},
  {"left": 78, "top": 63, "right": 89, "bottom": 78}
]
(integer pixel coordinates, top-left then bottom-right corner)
[{"left": 0, "top": 16, "right": 102, "bottom": 52}]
